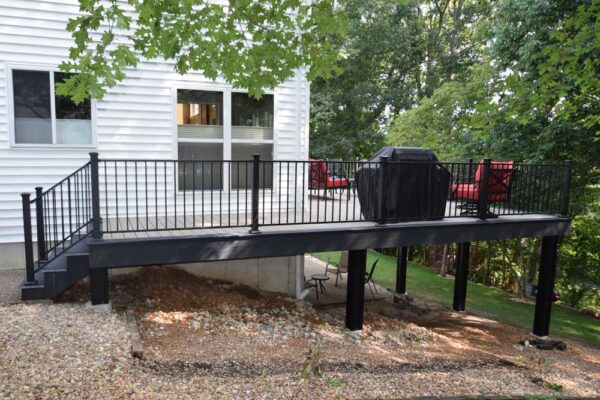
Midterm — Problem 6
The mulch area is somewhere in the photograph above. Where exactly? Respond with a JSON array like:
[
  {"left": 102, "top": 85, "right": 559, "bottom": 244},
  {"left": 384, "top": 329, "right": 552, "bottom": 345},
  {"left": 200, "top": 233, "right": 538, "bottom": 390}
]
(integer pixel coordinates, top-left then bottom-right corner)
[{"left": 1, "top": 266, "right": 598, "bottom": 399}]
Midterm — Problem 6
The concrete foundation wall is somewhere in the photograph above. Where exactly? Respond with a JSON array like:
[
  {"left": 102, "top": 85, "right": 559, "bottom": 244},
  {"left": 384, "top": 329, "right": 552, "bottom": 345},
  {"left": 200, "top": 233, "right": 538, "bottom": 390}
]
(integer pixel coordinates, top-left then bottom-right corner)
[
  {"left": 1, "top": 242, "right": 304, "bottom": 298},
  {"left": 176, "top": 256, "right": 304, "bottom": 297}
]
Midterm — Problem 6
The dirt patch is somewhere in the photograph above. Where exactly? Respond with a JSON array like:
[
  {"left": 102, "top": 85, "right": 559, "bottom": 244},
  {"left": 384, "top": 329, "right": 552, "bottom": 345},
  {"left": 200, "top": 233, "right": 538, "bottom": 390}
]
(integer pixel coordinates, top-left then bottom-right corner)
[{"left": 47, "top": 266, "right": 600, "bottom": 398}]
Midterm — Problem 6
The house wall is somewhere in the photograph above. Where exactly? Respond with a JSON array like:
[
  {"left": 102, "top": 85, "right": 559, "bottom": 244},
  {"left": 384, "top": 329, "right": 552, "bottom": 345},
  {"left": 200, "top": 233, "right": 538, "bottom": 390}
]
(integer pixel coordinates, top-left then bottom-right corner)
[
  {"left": 0, "top": 0, "right": 310, "bottom": 300},
  {"left": 0, "top": 0, "right": 310, "bottom": 272}
]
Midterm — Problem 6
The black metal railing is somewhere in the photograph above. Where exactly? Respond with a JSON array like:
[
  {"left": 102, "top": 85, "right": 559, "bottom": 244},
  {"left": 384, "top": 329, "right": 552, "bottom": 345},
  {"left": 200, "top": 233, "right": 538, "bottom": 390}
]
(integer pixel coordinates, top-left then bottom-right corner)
[
  {"left": 21, "top": 153, "right": 572, "bottom": 283},
  {"left": 21, "top": 161, "right": 93, "bottom": 284}
]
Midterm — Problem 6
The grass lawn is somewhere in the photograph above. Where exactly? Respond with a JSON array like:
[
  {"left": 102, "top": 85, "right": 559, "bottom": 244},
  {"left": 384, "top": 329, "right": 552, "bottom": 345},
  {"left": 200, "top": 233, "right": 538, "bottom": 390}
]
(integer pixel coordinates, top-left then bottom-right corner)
[{"left": 312, "top": 250, "right": 600, "bottom": 348}]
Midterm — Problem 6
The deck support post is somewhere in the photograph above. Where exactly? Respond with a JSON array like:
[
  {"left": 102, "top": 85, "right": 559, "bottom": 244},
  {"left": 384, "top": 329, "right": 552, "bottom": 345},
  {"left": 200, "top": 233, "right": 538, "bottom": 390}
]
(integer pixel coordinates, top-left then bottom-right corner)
[
  {"left": 394, "top": 246, "right": 408, "bottom": 298},
  {"left": 346, "top": 249, "right": 367, "bottom": 331},
  {"left": 90, "top": 268, "right": 109, "bottom": 305},
  {"left": 452, "top": 242, "right": 470, "bottom": 311},
  {"left": 533, "top": 236, "right": 559, "bottom": 337}
]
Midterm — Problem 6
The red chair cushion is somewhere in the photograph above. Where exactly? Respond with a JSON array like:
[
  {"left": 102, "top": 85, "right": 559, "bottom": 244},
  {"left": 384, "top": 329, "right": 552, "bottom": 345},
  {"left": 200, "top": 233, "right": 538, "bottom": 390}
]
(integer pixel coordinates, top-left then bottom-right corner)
[
  {"left": 452, "top": 183, "right": 509, "bottom": 202},
  {"left": 453, "top": 160, "right": 514, "bottom": 202},
  {"left": 309, "top": 159, "right": 349, "bottom": 189}
]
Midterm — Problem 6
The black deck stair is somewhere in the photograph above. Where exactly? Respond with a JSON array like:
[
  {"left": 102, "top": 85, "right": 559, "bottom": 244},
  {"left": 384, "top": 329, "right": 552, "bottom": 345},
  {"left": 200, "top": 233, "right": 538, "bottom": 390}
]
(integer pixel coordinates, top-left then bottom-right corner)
[{"left": 21, "top": 235, "right": 91, "bottom": 301}]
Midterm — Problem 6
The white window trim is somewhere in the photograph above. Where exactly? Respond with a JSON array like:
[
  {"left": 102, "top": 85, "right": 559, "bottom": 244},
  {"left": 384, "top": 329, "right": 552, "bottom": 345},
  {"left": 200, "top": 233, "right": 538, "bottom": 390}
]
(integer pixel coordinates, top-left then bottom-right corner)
[
  {"left": 6, "top": 63, "right": 97, "bottom": 149},
  {"left": 172, "top": 83, "right": 278, "bottom": 193}
]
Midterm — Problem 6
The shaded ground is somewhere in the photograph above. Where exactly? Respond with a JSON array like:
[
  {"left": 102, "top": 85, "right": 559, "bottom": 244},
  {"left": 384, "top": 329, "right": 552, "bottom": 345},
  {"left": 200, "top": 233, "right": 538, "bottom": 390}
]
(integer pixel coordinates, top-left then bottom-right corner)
[
  {"left": 314, "top": 250, "right": 600, "bottom": 347},
  {"left": 2, "top": 266, "right": 599, "bottom": 399},
  {"left": 303, "top": 255, "right": 391, "bottom": 305}
]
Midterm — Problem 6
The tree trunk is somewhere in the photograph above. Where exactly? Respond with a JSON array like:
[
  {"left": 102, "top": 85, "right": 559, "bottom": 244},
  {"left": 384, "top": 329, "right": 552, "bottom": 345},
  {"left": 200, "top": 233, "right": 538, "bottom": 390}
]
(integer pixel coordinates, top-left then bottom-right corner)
[{"left": 439, "top": 243, "right": 449, "bottom": 277}]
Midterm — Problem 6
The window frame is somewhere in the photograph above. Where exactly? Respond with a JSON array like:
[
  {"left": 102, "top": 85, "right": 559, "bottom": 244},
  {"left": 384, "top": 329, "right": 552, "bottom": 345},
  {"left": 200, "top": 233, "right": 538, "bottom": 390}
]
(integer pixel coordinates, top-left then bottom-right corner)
[
  {"left": 7, "top": 64, "right": 97, "bottom": 149},
  {"left": 173, "top": 83, "right": 277, "bottom": 193}
]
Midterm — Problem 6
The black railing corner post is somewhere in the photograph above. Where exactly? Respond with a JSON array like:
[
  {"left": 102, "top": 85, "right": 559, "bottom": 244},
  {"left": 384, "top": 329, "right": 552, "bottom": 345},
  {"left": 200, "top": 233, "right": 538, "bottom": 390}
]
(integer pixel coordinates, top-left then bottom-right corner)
[
  {"left": 560, "top": 159, "right": 572, "bottom": 216},
  {"left": 477, "top": 158, "right": 492, "bottom": 220},
  {"left": 249, "top": 154, "right": 261, "bottom": 234},
  {"left": 90, "top": 152, "right": 102, "bottom": 239},
  {"left": 376, "top": 156, "right": 389, "bottom": 226},
  {"left": 34, "top": 186, "right": 46, "bottom": 262},
  {"left": 21, "top": 193, "right": 36, "bottom": 285}
]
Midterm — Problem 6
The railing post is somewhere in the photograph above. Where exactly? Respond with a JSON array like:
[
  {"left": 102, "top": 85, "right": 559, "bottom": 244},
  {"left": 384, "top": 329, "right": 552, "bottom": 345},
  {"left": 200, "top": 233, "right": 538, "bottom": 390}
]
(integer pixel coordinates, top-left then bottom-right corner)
[
  {"left": 90, "top": 152, "right": 102, "bottom": 239},
  {"left": 477, "top": 158, "right": 491, "bottom": 220},
  {"left": 377, "top": 156, "right": 389, "bottom": 225},
  {"left": 249, "top": 154, "right": 261, "bottom": 234},
  {"left": 34, "top": 186, "right": 46, "bottom": 262},
  {"left": 560, "top": 159, "right": 572, "bottom": 216},
  {"left": 21, "top": 193, "right": 36, "bottom": 284}
]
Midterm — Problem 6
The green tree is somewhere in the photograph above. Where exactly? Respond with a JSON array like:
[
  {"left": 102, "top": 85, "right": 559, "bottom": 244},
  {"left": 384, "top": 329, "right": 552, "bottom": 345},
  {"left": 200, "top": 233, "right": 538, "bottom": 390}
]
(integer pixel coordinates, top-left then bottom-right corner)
[
  {"left": 386, "top": 0, "right": 600, "bottom": 309},
  {"left": 57, "top": 0, "right": 347, "bottom": 102},
  {"left": 310, "top": 0, "right": 492, "bottom": 158}
]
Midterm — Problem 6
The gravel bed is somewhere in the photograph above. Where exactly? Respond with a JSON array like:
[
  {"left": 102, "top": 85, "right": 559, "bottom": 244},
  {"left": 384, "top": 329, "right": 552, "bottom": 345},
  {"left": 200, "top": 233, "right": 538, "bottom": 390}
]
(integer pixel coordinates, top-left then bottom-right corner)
[{"left": 1, "top": 267, "right": 599, "bottom": 399}]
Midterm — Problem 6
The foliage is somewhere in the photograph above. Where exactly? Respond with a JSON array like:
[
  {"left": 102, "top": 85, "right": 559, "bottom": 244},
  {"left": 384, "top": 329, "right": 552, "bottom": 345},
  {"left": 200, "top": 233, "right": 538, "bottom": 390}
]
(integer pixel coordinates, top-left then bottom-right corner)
[
  {"left": 557, "top": 201, "right": 600, "bottom": 308},
  {"left": 310, "top": 0, "right": 493, "bottom": 158},
  {"left": 387, "top": 63, "right": 494, "bottom": 160},
  {"left": 329, "top": 377, "right": 343, "bottom": 388},
  {"left": 382, "top": 0, "right": 600, "bottom": 310},
  {"left": 300, "top": 340, "right": 323, "bottom": 379},
  {"left": 57, "top": 0, "right": 347, "bottom": 102}
]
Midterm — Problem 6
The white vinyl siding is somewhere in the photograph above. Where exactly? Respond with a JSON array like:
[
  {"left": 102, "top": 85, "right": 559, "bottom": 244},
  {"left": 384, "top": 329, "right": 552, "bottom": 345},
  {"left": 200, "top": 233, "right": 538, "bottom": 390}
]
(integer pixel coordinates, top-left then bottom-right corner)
[{"left": 0, "top": 0, "right": 310, "bottom": 244}]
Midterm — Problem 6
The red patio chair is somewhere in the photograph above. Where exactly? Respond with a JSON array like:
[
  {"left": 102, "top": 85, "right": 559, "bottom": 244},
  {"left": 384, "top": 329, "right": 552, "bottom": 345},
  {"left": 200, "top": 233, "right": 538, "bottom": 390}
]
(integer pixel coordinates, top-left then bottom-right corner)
[
  {"left": 451, "top": 160, "right": 515, "bottom": 216},
  {"left": 309, "top": 159, "right": 349, "bottom": 195}
]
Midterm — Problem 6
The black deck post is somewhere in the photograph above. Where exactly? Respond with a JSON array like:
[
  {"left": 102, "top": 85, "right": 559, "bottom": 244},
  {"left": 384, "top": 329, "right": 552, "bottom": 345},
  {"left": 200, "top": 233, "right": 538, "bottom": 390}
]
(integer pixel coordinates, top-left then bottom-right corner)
[
  {"left": 90, "top": 152, "right": 102, "bottom": 239},
  {"left": 34, "top": 187, "right": 46, "bottom": 262},
  {"left": 533, "top": 236, "right": 559, "bottom": 337},
  {"left": 346, "top": 249, "right": 367, "bottom": 331},
  {"left": 90, "top": 268, "right": 109, "bottom": 305},
  {"left": 249, "top": 154, "right": 261, "bottom": 234},
  {"left": 560, "top": 160, "right": 572, "bottom": 216},
  {"left": 478, "top": 158, "right": 491, "bottom": 220},
  {"left": 376, "top": 156, "right": 389, "bottom": 226},
  {"left": 395, "top": 246, "right": 408, "bottom": 297},
  {"left": 21, "top": 193, "right": 36, "bottom": 285},
  {"left": 452, "top": 242, "right": 470, "bottom": 311}
]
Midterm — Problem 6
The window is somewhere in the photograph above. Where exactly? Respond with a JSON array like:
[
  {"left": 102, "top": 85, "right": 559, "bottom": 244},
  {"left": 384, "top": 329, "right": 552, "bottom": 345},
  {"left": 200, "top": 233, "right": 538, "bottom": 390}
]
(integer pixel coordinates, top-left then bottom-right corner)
[
  {"left": 231, "top": 93, "right": 274, "bottom": 189},
  {"left": 11, "top": 69, "right": 92, "bottom": 145},
  {"left": 177, "top": 89, "right": 224, "bottom": 190},
  {"left": 176, "top": 89, "right": 274, "bottom": 191}
]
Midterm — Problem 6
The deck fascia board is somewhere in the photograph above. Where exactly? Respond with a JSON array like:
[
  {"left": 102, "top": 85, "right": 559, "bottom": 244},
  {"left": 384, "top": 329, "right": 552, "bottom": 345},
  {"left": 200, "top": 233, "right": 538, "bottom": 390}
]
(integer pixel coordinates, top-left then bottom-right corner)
[{"left": 88, "top": 215, "right": 571, "bottom": 269}]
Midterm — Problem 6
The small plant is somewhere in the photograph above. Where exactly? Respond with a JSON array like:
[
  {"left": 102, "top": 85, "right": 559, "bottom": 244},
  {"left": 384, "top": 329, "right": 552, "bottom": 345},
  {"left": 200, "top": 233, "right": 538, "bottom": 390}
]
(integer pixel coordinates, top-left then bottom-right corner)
[
  {"left": 329, "top": 377, "right": 343, "bottom": 388},
  {"left": 258, "top": 367, "right": 268, "bottom": 379},
  {"left": 300, "top": 341, "right": 323, "bottom": 379},
  {"left": 544, "top": 382, "right": 564, "bottom": 392}
]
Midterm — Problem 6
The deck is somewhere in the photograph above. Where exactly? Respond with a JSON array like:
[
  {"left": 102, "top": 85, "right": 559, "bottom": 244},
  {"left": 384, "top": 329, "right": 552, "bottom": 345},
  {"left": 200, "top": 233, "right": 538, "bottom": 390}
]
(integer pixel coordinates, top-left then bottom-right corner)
[{"left": 21, "top": 155, "right": 573, "bottom": 337}]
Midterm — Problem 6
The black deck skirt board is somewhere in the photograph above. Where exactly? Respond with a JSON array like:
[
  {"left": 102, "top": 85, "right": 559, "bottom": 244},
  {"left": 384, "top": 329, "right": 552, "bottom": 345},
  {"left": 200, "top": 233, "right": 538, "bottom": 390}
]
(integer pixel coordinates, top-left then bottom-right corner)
[{"left": 89, "top": 216, "right": 571, "bottom": 269}]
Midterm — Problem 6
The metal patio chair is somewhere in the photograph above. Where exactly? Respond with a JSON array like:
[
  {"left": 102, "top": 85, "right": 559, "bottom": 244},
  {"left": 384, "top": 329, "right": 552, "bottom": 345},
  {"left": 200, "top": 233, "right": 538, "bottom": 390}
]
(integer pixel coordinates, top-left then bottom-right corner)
[
  {"left": 325, "top": 251, "right": 349, "bottom": 286},
  {"left": 365, "top": 259, "right": 379, "bottom": 298}
]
